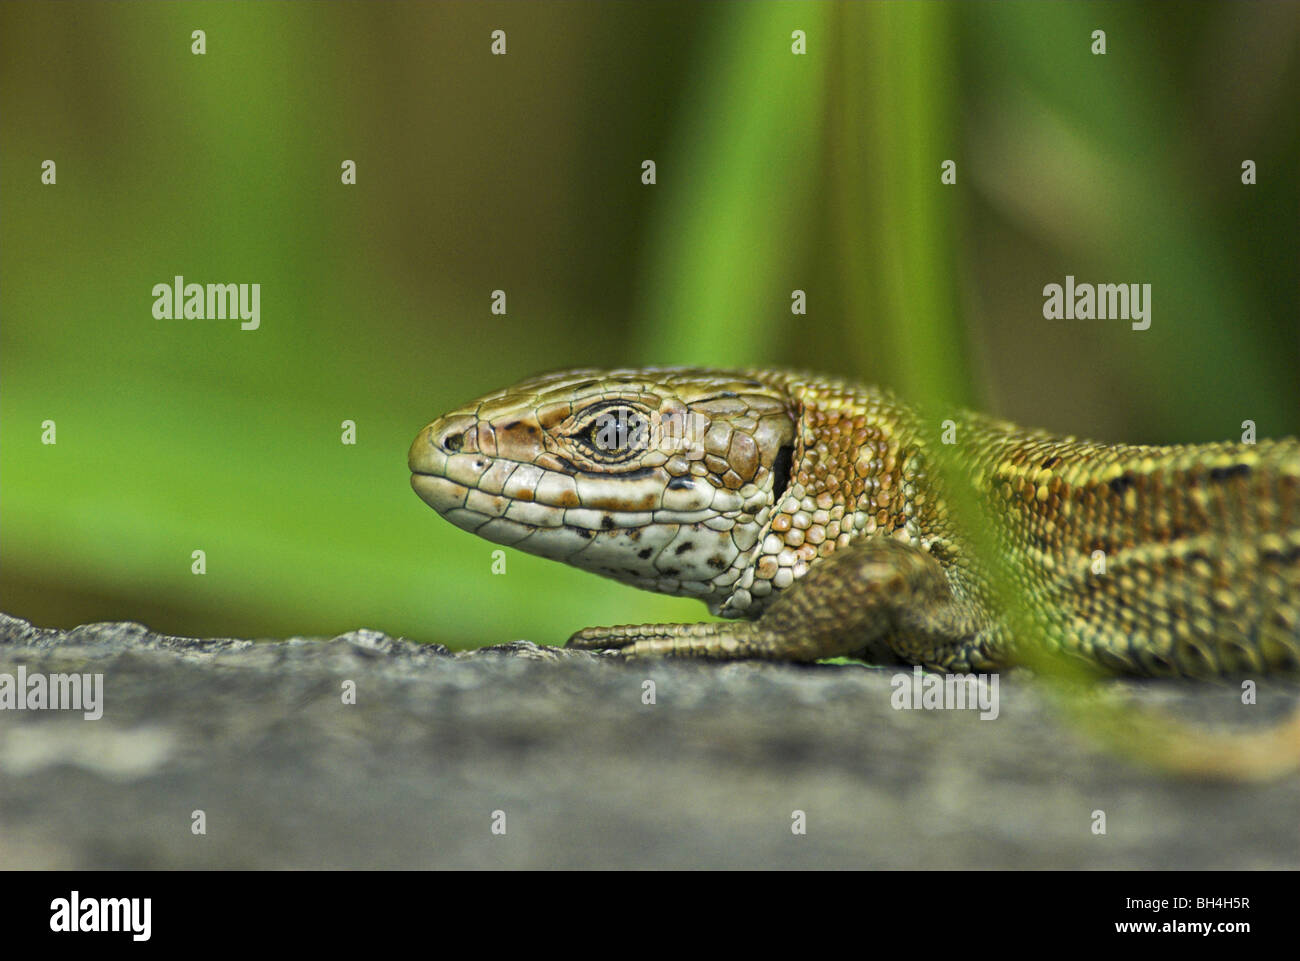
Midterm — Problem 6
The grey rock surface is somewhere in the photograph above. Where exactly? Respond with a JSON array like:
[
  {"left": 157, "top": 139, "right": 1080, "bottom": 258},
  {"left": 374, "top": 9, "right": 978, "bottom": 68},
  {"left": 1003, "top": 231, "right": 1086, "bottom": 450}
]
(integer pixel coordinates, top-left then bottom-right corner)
[{"left": 1, "top": 612, "right": 1297, "bottom": 869}]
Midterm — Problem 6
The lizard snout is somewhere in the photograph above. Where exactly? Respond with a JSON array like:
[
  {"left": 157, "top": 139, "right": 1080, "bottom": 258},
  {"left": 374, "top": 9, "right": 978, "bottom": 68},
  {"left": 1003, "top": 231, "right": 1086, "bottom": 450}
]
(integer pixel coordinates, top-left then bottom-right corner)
[{"left": 409, "top": 414, "right": 478, "bottom": 476}]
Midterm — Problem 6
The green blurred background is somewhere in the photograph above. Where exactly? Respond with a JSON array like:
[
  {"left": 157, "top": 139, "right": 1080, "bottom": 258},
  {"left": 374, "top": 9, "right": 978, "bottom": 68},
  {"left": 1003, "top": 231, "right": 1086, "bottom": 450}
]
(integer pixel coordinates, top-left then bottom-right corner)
[{"left": 2, "top": 1, "right": 1297, "bottom": 648}]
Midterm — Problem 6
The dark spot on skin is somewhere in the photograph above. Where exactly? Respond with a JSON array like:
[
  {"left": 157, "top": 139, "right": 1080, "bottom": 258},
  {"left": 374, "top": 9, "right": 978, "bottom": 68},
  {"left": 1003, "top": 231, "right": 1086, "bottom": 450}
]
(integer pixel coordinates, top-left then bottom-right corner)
[
  {"left": 675, "top": 542, "right": 694, "bottom": 555},
  {"left": 1108, "top": 473, "right": 1134, "bottom": 496},
  {"left": 568, "top": 380, "right": 599, "bottom": 392},
  {"left": 601, "top": 515, "right": 616, "bottom": 530},
  {"left": 503, "top": 421, "right": 521, "bottom": 431},
  {"left": 772, "top": 445, "right": 794, "bottom": 500},
  {"left": 618, "top": 467, "right": 656, "bottom": 480},
  {"left": 638, "top": 547, "right": 653, "bottom": 559},
  {"left": 1209, "top": 464, "right": 1251, "bottom": 482},
  {"left": 707, "top": 556, "right": 726, "bottom": 569},
  {"left": 662, "top": 568, "right": 679, "bottom": 576},
  {"left": 667, "top": 477, "right": 695, "bottom": 491},
  {"left": 1040, "top": 456, "right": 1060, "bottom": 470},
  {"left": 575, "top": 528, "right": 592, "bottom": 539}
]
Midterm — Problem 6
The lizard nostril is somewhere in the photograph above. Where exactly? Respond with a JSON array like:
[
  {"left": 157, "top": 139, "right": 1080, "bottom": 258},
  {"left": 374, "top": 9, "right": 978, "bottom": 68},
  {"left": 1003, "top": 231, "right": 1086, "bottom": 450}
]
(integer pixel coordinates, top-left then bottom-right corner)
[{"left": 442, "top": 432, "right": 464, "bottom": 453}]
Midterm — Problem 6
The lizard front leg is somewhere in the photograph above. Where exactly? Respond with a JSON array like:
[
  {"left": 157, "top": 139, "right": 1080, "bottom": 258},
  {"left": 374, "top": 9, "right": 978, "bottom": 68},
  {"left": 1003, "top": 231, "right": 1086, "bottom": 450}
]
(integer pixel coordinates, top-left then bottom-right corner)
[{"left": 567, "top": 537, "right": 1000, "bottom": 670}]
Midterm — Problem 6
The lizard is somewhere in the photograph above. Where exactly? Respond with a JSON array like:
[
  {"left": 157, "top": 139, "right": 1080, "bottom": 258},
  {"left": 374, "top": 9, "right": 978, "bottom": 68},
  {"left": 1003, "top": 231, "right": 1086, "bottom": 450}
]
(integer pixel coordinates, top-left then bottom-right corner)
[{"left": 408, "top": 366, "right": 1300, "bottom": 678}]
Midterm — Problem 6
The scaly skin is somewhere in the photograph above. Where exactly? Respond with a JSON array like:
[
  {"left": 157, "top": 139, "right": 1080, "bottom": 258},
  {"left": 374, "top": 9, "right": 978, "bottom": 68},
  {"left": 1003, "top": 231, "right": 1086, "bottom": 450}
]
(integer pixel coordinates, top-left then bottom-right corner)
[{"left": 409, "top": 367, "right": 1300, "bottom": 677}]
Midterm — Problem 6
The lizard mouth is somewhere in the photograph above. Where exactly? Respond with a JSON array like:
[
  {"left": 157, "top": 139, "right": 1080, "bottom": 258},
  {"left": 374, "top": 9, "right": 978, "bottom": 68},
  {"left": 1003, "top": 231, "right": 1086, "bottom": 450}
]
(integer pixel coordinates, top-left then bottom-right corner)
[
  {"left": 409, "top": 457, "right": 719, "bottom": 537},
  {"left": 408, "top": 417, "right": 756, "bottom": 597}
]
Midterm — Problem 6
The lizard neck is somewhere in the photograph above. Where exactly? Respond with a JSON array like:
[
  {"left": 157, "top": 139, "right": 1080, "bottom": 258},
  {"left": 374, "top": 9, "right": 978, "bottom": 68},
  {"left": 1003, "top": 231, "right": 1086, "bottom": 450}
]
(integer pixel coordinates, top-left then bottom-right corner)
[{"left": 716, "top": 371, "right": 933, "bottom": 617}]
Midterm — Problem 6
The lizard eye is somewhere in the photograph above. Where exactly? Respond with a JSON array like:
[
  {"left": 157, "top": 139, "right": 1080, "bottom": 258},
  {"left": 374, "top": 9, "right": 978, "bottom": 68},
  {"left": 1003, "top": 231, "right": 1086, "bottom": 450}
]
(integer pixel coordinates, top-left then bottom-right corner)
[{"left": 577, "top": 407, "right": 648, "bottom": 460}]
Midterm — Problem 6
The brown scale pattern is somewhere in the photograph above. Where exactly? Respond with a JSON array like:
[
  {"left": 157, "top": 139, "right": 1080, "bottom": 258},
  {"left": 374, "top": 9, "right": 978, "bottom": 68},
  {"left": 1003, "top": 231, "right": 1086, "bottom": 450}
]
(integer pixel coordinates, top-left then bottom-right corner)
[
  {"left": 732, "top": 370, "right": 1300, "bottom": 674},
  {"left": 947, "top": 415, "right": 1300, "bottom": 674}
]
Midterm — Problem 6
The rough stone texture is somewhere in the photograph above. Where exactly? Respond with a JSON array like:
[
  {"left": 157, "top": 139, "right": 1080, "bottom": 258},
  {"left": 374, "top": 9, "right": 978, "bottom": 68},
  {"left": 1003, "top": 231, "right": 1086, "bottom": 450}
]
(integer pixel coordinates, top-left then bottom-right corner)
[{"left": 0, "top": 612, "right": 1296, "bottom": 869}]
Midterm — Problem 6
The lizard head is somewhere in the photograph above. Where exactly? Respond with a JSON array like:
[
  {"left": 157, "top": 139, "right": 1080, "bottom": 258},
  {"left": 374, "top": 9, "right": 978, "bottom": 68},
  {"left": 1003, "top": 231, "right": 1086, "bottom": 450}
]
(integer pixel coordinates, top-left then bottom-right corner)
[{"left": 409, "top": 367, "right": 797, "bottom": 611}]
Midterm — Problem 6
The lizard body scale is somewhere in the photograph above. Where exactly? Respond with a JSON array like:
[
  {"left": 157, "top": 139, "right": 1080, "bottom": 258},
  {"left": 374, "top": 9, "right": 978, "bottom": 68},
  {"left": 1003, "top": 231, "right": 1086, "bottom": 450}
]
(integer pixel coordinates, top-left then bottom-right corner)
[{"left": 409, "top": 367, "right": 1300, "bottom": 677}]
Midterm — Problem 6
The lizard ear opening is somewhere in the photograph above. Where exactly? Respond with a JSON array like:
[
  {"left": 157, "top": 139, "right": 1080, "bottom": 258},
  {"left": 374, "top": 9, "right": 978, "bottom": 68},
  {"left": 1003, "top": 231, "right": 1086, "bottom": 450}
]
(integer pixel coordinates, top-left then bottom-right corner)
[{"left": 772, "top": 444, "right": 794, "bottom": 501}]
